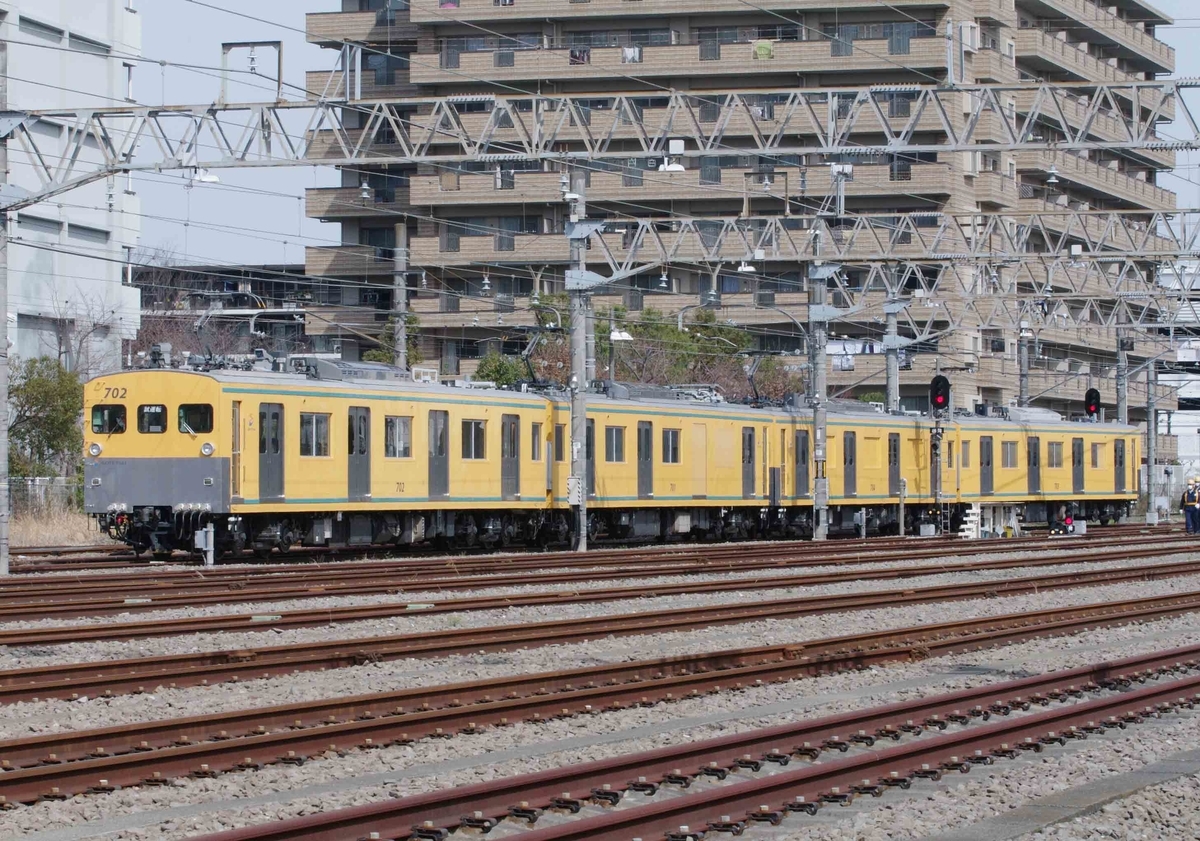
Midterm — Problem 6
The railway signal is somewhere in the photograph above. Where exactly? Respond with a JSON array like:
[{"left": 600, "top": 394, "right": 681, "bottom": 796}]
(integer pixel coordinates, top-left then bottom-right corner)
[
  {"left": 929, "top": 376, "right": 951, "bottom": 413},
  {"left": 1085, "top": 388, "right": 1101, "bottom": 419}
]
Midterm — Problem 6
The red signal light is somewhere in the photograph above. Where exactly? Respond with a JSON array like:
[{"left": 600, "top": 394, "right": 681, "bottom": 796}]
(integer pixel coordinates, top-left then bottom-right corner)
[{"left": 1064, "top": 516, "right": 1073, "bottom": 525}]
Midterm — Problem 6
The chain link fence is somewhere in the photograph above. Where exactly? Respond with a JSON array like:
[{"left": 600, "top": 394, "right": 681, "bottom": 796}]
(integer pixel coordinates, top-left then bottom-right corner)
[{"left": 10, "top": 478, "right": 83, "bottom": 516}]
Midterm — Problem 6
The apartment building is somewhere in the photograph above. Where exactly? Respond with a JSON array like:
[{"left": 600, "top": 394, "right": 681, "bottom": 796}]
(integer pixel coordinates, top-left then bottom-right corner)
[
  {"left": 303, "top": 0, "right": 1177, "bottom": 420},
  {"left": 1, "top": 1, "right": 142, "bottom": 375}
]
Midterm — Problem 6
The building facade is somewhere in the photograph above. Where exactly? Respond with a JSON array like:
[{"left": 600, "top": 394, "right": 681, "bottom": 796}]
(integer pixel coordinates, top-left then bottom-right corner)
[
  {"left": 1, "top": 0, "right": 142, "bottom": 376},
  {"left": 303, "top": 0, "right": 1177, "bottom": 422}
]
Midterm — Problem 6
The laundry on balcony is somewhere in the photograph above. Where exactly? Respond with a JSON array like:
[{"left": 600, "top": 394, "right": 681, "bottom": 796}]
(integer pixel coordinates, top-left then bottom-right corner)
[
  {"left": 569, "top": 47, "right": 591, "bottom": 65},
  {"left": 752, "top": 40, "right": 775, "bottom": 60},
  {"left": 621, "top": 45, "right": 643, "bottom": 63}
]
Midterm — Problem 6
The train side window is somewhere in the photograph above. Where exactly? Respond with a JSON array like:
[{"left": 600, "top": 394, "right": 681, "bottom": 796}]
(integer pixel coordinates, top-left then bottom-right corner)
[
  {"left": 270, "top": 411, "right": 281, "bottom": 455},
  {"left": 91, "top": 405, "right": 126, "bottom": 434},
  {"left": 605, "top": 426, "right": 625, "bottom": 463},
  {"left": 137, "top": 404, "right": 167, "bottom": 434},
  {"left": 178, "top": 404, "right": 213, "bottom": 434},
  {"left": 1091, "top": 442, "right": 1104, "bottom": 468},
  {"left": 531, "top": 422, "right": 542, "bottom": 462},
  {"left": 462, "top": 419, "right": 486, "bottom": 460},
  {"left": 554, "top": 424, "right": 565, "bottom": 462},
  {"left": 960, "top": 440, "right": 970, "bottom": 469},
  {"left": 1002, "top": 440, "right": 1017, "bottom": 468},
  {"left": 1047, "top": 441, "right": 1063, "bottom": 468},
  {"left": 662, "top": 428, "right": 680, "bottom": 464},
  {"left": 385, "top": 416, "right": 412, "bottom": 458},
  {"left": 299, "top": 412, "right": 330, "bottom": 457}
]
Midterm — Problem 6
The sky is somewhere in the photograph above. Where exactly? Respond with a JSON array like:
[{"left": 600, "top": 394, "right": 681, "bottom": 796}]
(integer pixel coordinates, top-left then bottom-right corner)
[{"left": 136, "top": 0, "right": 1200, "bottom": 267}]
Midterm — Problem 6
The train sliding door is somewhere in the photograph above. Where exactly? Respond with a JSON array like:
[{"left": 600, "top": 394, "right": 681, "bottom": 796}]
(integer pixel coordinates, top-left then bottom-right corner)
[
  {"left": 795, "top": 430, "right": 810, "bottom": 497},
  {"left": 637, "top": 421, "right": 653, "bottom": 500},
  {"left": 258, "top": 403, "right": 284, "bottom": 502},
  {"left": 741, "top": 427, "right": 755, "bottom": 499},
  {"left": 887, "top": 433, "right": 901, "bottom": 497},
  {"left": 1072, "top": 437, "right": 1084, "bottom": 494},
  {"left": 979, "top": 436, "right": 994, "bottom": 496},
  {"left": 501, "top": 414, "right": 520, "bottom": 501},
  {"left": 1114, "top": 439, "right": 1126, "bottom": 493},
  {"left": 348, "top": 407, "right": 371, "bottom": 501},
  {"left": 428, "top": 410, "right": 449, "bottom": 497},
  {"left": 1027, "top": 436, "right": 1041, "bottom": 494},
  {"left": 843, "top": 431, "right": 857, "bottom": 497}
]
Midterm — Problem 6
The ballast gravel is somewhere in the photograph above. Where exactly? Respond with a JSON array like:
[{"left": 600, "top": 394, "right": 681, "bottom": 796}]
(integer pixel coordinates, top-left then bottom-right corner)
[
  {"left": 7, "top": 582, "right": 1200, "bottom": 839},
  {"left": 1019, "top": 773, "right": 1200, "bottom": 841}
]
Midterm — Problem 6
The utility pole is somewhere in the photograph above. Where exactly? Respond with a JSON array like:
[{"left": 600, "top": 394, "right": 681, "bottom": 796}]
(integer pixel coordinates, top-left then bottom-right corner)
[
  {"left": 809, "top": 260, "right": 832, "bottom": 542},
  {"left": 608, "top": 308, "right": 616, "bottom": 380},
  {"left": 884, "top": 300, "right": 903, "bottom": 414},
  {"left": 392, "top": 222, "right": 408, "bottom": 371},
  {"left": 565, "top": 182, "right": 593, "bottom": 552},
  {"left": 0, "top": 212, "right": 8, "bottom": 577},
  {"left": 1017, "top": 323, "right": 1031, "bottom": 408},
  {"left": 1146, "top": 360, "right": 1158, "bottom": 525},
  {"left": 1116, "top": 327, "right": 1129, "bottom": 424}
]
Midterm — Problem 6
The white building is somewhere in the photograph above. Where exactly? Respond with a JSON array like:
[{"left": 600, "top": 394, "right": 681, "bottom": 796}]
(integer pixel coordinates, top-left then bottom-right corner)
[{"left": 1, "top": 0, "right": 141, "bottom": 375}]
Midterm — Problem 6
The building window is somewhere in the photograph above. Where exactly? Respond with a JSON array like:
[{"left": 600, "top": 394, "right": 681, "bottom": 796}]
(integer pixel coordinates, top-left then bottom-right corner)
[
  {"left": 605, "top": 426, "right": 625, "bottom": 463},
  {"left": 178, "top": 404, "right": 214, "bottom": 434},
  {"left": 300, "top": 412, "right": 331, "bottom": 457},
  {"left": 137, "top": 405, "right": 167, "bottom": 434},
  {"left": 662, "top": 428, "right": 680, "bottom": 464},
  {"left": 91, "top": 405, "right": 126, "bottom": 434},
  {"left": 18, "top": 17, "right": 64, "bottom": 42},
  {"left": 69, "top": 34, "right": 110, "bottom": 55},
  {"left": 1002, "top": 440, "right": 1018, "bottom": 468},
  {"left": 960, "top": 440, "right": 970, "bottom": 469},
  {"left": 1092, "top": 442, "right": 1104, "bottom": 469},
  {"left": 462, "top": 419, "right": 486, "bottom": 460},
  {"left": 1047, "top": 441, "right": 1064, "bottom": 468},
  {"left": 531, "top": 422, "right": 542, "bottom": 461},
  {"left": 554, "top": 424, "right": 565, "bottom": 462},
  {"left": 385, "top": 416, "right": 412, "bottom": 458}
]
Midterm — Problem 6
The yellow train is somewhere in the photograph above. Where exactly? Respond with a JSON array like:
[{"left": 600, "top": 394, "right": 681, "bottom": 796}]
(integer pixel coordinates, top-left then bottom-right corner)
[{"left": 83, "top": 353, "right": 1139, "bottom": 557}]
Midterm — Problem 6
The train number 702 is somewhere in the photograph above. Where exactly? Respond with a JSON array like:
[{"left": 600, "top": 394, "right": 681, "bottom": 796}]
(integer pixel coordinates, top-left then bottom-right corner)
[{"left": 102, "top": 387, "right": 128, "bottom": 399}]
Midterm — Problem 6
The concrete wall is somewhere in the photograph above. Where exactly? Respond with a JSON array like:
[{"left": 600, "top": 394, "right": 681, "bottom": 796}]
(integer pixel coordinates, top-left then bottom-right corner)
[{"left": 2, "top": 0, "right": 142, "bottom": 376}]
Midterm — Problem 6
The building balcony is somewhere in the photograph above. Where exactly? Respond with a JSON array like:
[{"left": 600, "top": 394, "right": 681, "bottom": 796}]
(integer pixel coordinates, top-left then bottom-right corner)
[
  {"left": 975, "top": 0, "right": 1017, "bottom": 24},
  {"left": 409, "top": 37, "right": 947, "bottom": 86},
  {"left": 1010, "top": 89, "right": 1175, "bottom": 169},
  {"left": 305, "top": 10, "right": 417, "bottom": 46},
  {"left": 408, "top": 294, "right": 539, "bottom": 329},
  {"left": 1014, "top": 194, "right": 1176, "bottom": 253},
  {"left": 1014, "top": 27, "right": 1138, "bottom": 83},
  {"left": 1033, "top": 0, "right": 1174, "bottom": 73},
  {"left": 973, "top": 170, "right": 1020, "bottom": 207},
  {"left": 1016, "top": 150, "right": 1175, "bottom": 211},
  {"left": 304, "top": 71, "right": 418, "bottom": 102},
  {"left": 304, "top": 305, "right": 391, "bottom": 337},
  {"left": 305, "top": 186, "right": 410, "bottom": 221},
  {"left": 410, "top": 164, "right": 961, "bottom": 209},
  {"left": 409, "top": 0, "right": 949, "bottom": 24},
  {"left": 972, "top": 47, "right": 1018, "bottom": 82},
  {"left": 306, "top": 245, "right": 397, "bottom": 277}
]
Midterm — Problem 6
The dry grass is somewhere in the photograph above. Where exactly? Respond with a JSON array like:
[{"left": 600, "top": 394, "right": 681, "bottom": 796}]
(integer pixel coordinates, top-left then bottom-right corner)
[{"left": 10, "top": 510, "right": 98, "bottom": 548}]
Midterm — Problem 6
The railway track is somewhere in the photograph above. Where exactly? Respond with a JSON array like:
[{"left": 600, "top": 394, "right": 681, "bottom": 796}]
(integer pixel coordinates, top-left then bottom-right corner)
[
  {"left": 3, "top": 550, "right": 1200, "bottom": 649},
  {"left": 0, "top": 533, "right": 1192, "bottom": 616},
  {"left": 175, "top": 652, "right": 1200, "bottom": 841},
  {"left": 2, "top": 601, "right": 1199, "bottom": 807}
]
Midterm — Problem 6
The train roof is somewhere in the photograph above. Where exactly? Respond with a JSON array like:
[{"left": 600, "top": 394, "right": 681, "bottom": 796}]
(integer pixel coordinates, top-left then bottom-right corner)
[{"left": 99, "top": 365, "right": 1139, "bottom": 432}]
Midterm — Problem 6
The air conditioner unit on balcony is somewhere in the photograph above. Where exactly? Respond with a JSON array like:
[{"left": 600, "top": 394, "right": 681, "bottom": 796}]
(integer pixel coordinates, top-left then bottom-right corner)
[{"left": 960, "top": 22, "right": 980, "bottom": 53}]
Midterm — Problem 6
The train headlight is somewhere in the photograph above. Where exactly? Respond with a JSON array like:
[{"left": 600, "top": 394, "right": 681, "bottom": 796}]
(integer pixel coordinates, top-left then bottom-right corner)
[
  {"left": 88, "top": 442, "right": 103, "bottom": 457},
  {"left": 200, "top": 442, "right": 215, "bottom": 457}
]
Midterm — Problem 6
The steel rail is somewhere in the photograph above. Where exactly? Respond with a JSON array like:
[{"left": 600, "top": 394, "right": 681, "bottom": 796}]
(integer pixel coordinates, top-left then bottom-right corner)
[
  {"left": 187, "top": 663, "right": 1200, "bottom": 841},
  {"left": 2, "top": 582, "right": 1200, "bottom": 709},
  {"left": 1, "top": 629, "right": 1197, "bottom": 806},
  {"left": 0, "top": 534, "right": 1191, "bottom": 617},
  {"left": 3, "top": 553, "right": 1198, "bottom": 647}
]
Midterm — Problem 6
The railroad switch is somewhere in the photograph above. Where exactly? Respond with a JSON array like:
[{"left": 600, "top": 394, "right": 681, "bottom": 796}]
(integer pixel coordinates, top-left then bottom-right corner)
[
  {"left": 707, "top": 816, "right": 748, "bottom": 834},
  {"left": 819, "top": 787, "right": 855, "bottom": 806},
  {"left": 459, "top": 811, "right": 498, "bottom": 832},
  {"left": 591, "top": 785, "right": 622, "bottom": 805},
  {"left": 507, "top": 802, "right": 542, "bottom": 823},
  {"left": 700, "top": 763, "right": 729, "bottom": 781},
  {"left": 785, "top": 796, "right": 820, "bottom": 815},
  {"left": 410, "top": 822, "right": 450, "bottom": 841},
  {"left": 550, "top": 794, "right": 585, "bottom": 813},
  {"left": 747, "top": 806, "right": 785, "bottom": 826},
  {"left": 628, "top": 777, "right": 659, "bottom": 795}
]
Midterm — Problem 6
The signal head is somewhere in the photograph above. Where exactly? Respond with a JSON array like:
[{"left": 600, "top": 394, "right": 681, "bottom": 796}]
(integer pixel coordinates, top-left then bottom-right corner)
[
  {"left": 1084, "top": 387, "right": 1100, "bottom": 417},
  {"left": 929, "top": 375, "right": 951, "bottom": 411}
]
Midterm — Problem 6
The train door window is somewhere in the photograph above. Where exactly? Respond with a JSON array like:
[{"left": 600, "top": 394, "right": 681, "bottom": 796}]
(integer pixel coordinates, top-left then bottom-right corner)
[
  {"left": 501, "top": 414, "right": 520, "bottom": 501},
  {"left": 586, "top": 419, "right": 595, "bottom": 496},
  {"left": 231, "top": 402, "right": 241, "bottom": 500},
  {"left": 385, "top": 416, "right": 413, "bottom": 458},
  {"left": 1114, "top": 439, "right": 1126, "bottom": 493},
  {"left": 1072, "top": 437, "right": 1084, "bottom": 494},
  {"left": 1091, "top": 442, "right": 1103, "bottom": 468},
  {"left": 637, "top": 421, "right": 653, "bottom": 499},
  {"left": 1002, "top": 440, "right": 1017, "bottom": 468},
  {"left": 605, "top": 426, "right": 625, "bottom": 462},
  {"left": 554, "top": 424, "right": 565, "bottom": 462},
  {"left": 531, "top": 422, "right": 542, "bottom": 462},
  {"left": 348, "top": 407, "right": 371, "bottom": 501},
  {"left": 843, "top": 431, "right": 857, "bottom": 497},
  {"left": 299, "top": 413, "right": 331, "bottom": 457},
  {"left": 1028, "top": 436, "right": 1041, "bottom": 494},
  {"left": 178, "top": 404, "right": 213, "bottom": 434},
  {"left": 887, "top": 433, "right": 900, "bottom": 496},
  {"left": 462, "top": 419, "right": 486, "bottom": 459},
  {"left": 979, "top": 436, "right": 994, "bottom": 496},
  {"left": 428, "top": 411, "right": 449, "bottom": 497},
  {"left": 91, "top": 405, "right": 126, "bottom": 434},
  {"left": 741, "top": 427, "right": 755, "bottom": 499},
  {"left": 960, "top": 440, "right": 970, "bottom": 469},
  {"left": 137, "top": 404, "right": 167, "bottom": 434},
  {"left": 270, "top": 409, "right": 281, "bottom": 455},
  {"left": 662, "top": 428, "right": 680, "bottom": 463},
  {"left": 1047, "top": 441, "right": 1063, "bottom": 468},
  {"left": 795, "top": 430, "right": 810, "bottom": 497}
]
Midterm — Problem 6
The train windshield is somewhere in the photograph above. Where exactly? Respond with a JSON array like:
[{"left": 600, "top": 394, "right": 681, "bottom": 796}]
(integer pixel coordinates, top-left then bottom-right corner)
[
  {"left": 91, "top": 405, "right": 126, "bottom": 434},
  {"left": 178, "top": 404, "right": 214, "bottom": 434},
  {"left": 137, "top": 404, "right": 168, "bottom": 434}
]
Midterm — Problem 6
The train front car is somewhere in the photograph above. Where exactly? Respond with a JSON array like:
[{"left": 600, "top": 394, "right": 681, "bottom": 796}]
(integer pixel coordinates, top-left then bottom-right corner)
[{"left": 84, "top": 368, "right": 230, "bottom": 558}]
